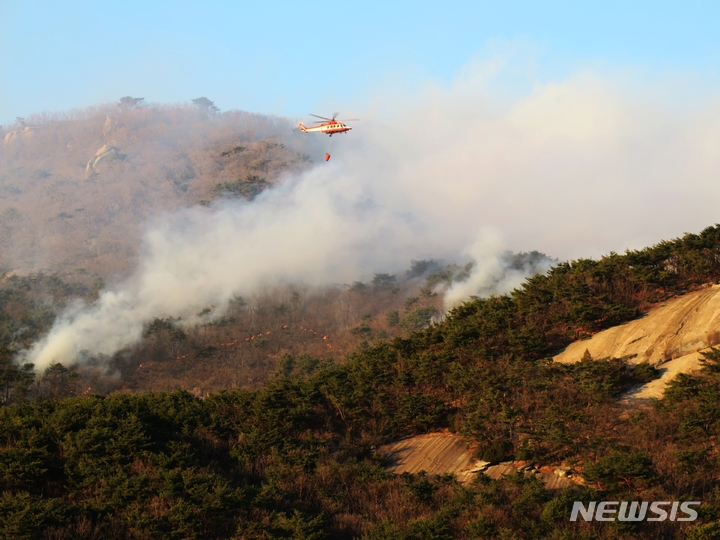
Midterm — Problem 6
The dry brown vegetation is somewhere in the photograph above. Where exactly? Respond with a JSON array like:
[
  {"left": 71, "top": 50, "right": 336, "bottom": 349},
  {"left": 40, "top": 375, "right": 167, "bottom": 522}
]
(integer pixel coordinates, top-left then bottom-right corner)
[
  {"left": 105, "top": 273, "right": 443, "bottom": 395},
  {"left": 1, "top": 101, "right": 319, "bottom": 279},
  {"left": 0, "top": 256, "right": 448, "bottom": 399},
  {"left": 58, "top": 272, "right": 444, "bottom": 396}
]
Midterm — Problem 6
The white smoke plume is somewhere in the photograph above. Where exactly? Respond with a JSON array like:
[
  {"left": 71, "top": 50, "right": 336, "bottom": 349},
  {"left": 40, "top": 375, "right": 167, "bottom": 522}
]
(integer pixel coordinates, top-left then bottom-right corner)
[
  {"left": 442, "top": 229, "right": 554, "bottom": 310},
  {"left": 21, "top": 173, "right": 439, "bottom": 371},
  {"left": 21, "top": 56, "right": 720, "bottom": 371}
]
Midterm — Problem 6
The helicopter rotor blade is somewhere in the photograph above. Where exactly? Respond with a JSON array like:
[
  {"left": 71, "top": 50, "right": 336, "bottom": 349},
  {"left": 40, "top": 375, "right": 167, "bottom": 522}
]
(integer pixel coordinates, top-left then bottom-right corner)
[{"left": 309, "top": 113, "right": 359, "bottom": 123}]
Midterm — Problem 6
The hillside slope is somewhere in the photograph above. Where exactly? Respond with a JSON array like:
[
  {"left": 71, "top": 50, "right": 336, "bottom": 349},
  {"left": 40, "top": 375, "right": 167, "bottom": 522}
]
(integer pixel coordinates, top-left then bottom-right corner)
[{"left": 1, "top": 103, "right": 320, "bottom": 278}]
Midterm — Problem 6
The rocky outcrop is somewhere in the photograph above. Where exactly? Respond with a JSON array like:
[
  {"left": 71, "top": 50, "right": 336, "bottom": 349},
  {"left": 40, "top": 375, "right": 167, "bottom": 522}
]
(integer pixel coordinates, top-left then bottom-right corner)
[
  {"left": 3, "top": 126, "right": 38, "bottom": 158},
  {"left": 381, "top": 432, "right": 476, "bottom": 477},
  {"left": 85, "top": 142, "right": 121, "bottom": 176},
  {"left": 102, "top": 115, "right": 119, "bottom": 139},
  {"left": 554, "top": 284, "right": 720, "bottom": 398},
  {"left": 380, "top": 433, "right": 577, "bottom": 488}
]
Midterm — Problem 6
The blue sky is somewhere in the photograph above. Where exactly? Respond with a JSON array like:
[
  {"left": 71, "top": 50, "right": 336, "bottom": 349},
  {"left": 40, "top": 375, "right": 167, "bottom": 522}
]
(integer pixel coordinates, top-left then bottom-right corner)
[{"left": 1, "top": 0, "right": 720, "bottom": 125}]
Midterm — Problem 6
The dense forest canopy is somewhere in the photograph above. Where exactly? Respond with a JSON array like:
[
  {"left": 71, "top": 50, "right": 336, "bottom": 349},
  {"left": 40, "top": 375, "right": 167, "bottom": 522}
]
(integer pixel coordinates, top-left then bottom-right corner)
[{"left": 1, "top": 224, "right": 720, "bottom": 538}]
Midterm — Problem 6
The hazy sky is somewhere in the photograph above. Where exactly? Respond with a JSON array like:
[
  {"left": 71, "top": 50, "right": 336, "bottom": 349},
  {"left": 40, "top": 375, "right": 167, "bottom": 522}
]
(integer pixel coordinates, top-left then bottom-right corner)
[{"left": 2, "top": 0, "right": 720, "bottom": 125}]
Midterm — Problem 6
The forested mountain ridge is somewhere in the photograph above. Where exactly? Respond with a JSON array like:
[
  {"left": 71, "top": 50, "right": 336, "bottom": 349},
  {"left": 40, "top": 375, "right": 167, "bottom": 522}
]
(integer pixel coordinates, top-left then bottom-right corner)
[
  {"left": 2, "top": 226, "right": 720, "bottom": 538},
  {"left": 1, "top": 100, "right": 318, "bottom": 279}
]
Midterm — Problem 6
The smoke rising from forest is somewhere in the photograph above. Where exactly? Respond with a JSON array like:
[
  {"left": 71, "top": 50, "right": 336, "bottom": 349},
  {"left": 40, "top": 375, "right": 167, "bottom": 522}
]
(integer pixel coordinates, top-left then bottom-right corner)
[
  {"left": 21, "top": 61, "right": 720, "bottom": 371},
  {"left": 442, "top": 230, "right": 555, "bottom": 310}
]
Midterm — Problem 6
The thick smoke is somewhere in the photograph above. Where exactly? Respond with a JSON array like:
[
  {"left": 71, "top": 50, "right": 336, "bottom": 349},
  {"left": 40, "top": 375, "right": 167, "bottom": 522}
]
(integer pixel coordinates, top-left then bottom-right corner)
[
  {"left": 21, "top": 61, "right": 720, "bottom": 370},
  {"left": 22, "top": 172, "right": 438, "bottom": 371},
  {"left": 442, "top": 229, "right": 555, "bottom": 310}
]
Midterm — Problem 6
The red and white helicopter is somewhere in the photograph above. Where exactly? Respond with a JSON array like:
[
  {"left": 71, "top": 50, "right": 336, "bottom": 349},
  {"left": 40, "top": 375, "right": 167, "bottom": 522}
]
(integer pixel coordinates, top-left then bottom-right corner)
[
  {"left": 298, "top": 113, "right": 358, "bottom": 161},
  {"left": 298, "top": 113, "right": 357, "bottom": 137}
]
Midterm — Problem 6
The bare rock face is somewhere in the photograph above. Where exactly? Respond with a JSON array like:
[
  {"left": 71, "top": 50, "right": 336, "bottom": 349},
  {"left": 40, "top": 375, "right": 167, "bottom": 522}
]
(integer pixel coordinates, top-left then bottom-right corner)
[
  {"left": 102, "top": 116, "right": 120, "bottom": 139},
  {"left": 2, "top": 131, "right": 16, "bottom": 146},
  {"left": 380, "top": 433, "right": 577, "bottom": 488},
  {"left": 85, "top": 142, "right": 121, "bottom": 176},
  {"left": 3, "top": 126, "right": 38, "bottom": 158},
  {"left": 380, "top": 432, "right": 486, "bottom": 484},
  {"left": 554, "top": 284, "right": 720, "bottom": 398}
]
